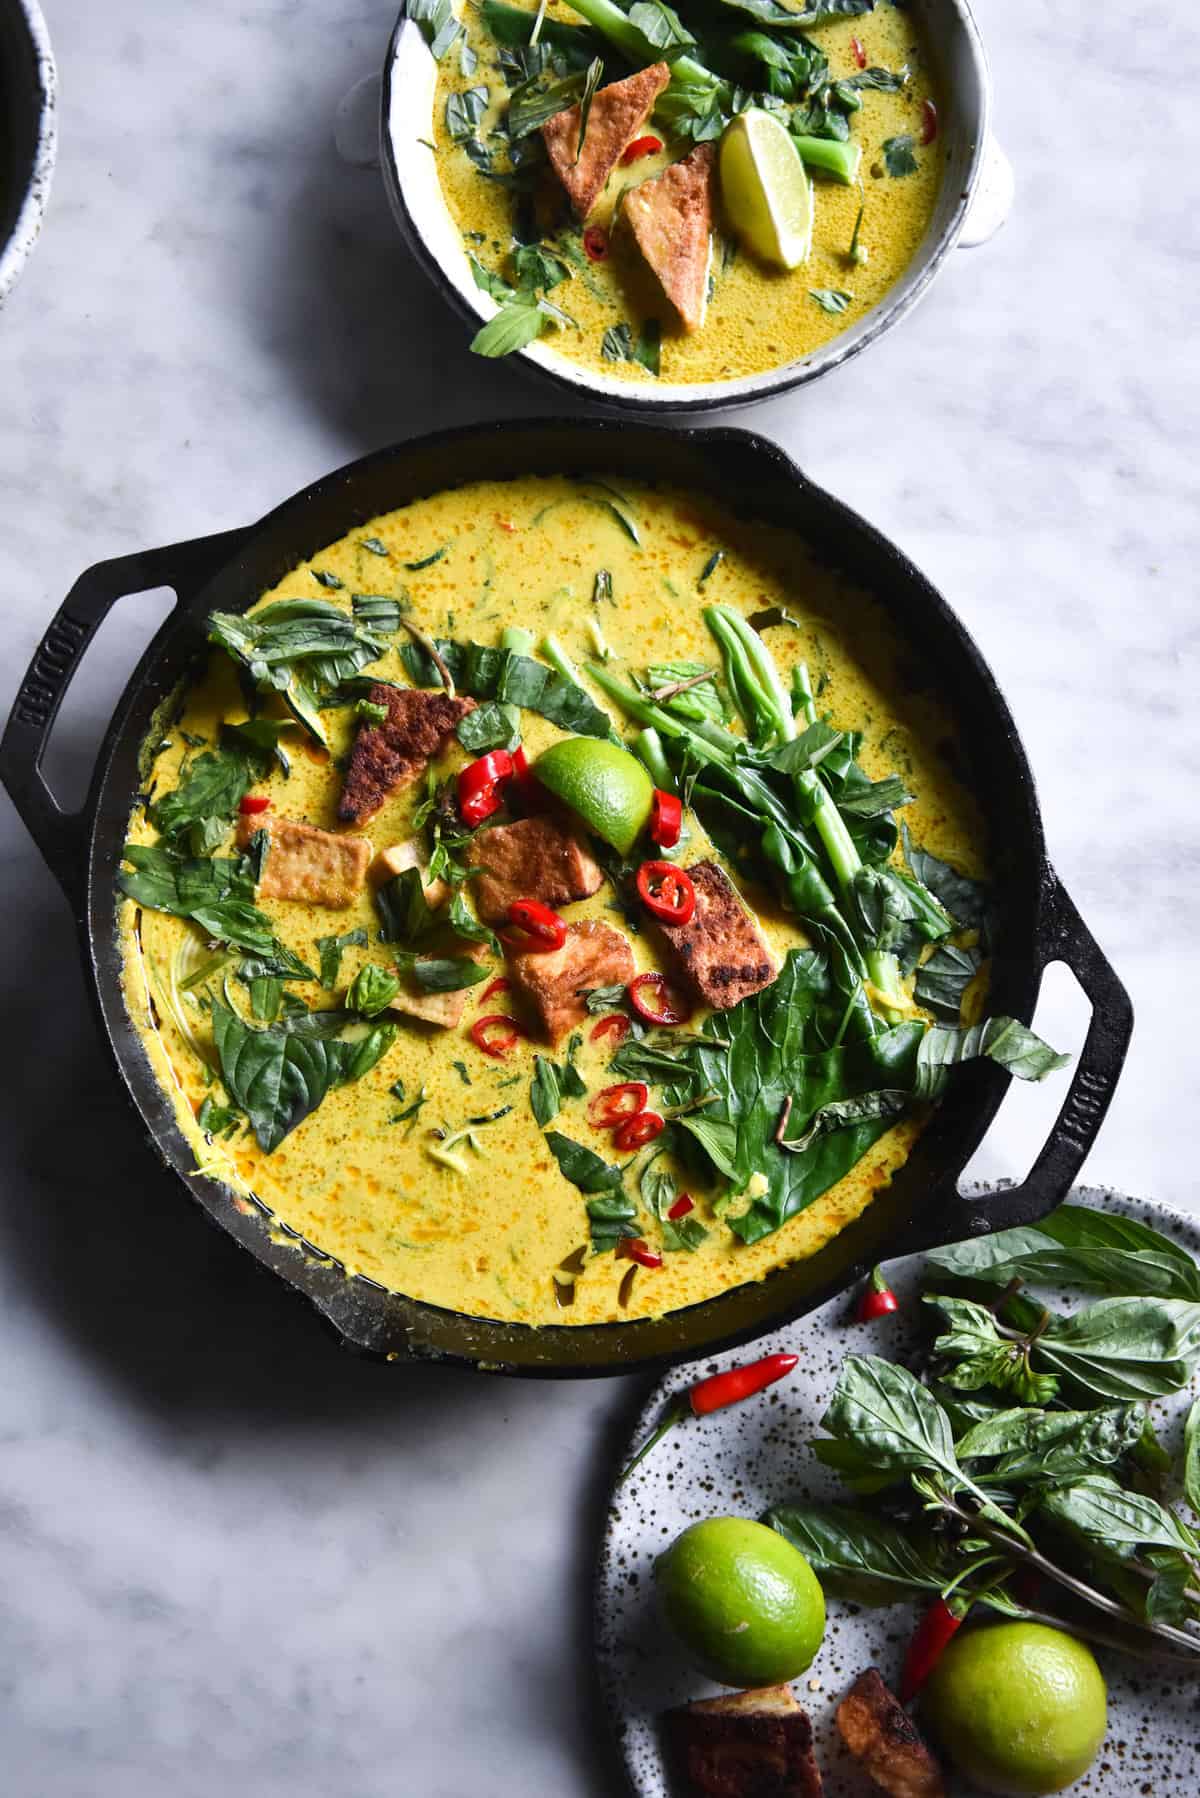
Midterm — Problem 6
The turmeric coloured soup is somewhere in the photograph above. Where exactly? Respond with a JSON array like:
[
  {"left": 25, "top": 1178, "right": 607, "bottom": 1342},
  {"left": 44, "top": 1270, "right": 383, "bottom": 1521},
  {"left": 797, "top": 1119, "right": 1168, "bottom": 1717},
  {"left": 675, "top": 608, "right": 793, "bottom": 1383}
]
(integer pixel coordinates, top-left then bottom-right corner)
[
  {"left": 118, "top": 475, "right": 1062, "bottom": 1330},
  {"left": 425, "top": 0, "right": 943, "bottom": 384}
]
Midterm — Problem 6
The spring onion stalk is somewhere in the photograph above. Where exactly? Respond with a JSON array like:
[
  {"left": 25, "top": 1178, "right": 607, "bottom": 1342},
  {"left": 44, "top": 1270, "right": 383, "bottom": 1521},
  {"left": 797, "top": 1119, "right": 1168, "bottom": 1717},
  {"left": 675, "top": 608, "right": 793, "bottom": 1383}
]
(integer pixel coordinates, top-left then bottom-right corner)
[
  {"left": 791, "top": 135, "right": 861, "bottom": 185},
  {"left": 540, "top": 634, "right": 581, "bottom": 685},
  {"left": 635, "top": 726, "right": 674, "bottom": 791},
  {"left": 501, "top": 626, "right": 534, "bottom": 656},
  {"left": 704, "top": 603, "right": 795, "bottom": 747},
  {"left": 561, "top": 0, "right": 717, "bottom": 91}
]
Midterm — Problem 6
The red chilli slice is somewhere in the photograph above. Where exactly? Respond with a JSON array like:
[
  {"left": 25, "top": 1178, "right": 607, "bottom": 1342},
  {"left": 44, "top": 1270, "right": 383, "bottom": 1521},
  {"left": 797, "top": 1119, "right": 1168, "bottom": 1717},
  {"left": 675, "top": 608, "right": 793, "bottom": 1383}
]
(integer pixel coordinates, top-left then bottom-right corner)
[
  {"left": 850, "top": 35, "right": 867, "bottom": 68},
  {"left": 470, "top": 1014, "right": 527, "bottom": 1059},
  {"left": 617, "top": 1237, "right": 663, "bottom": 1270},
  {"left": 481, "top": 976, "right": 512, "bottom": 1005},
  {"left": 628, "top": 971, "right": 693, "bottom": 1027},
  {"left": 613, "top": 1109, "right": 664, "bottom": 1153},
  {"left": 583, "top": 226, "right": 610, "bottom": 262},
  {"left": 588, "top": 1082, "right": 648, "bottom": 1129},
  {"left": 649, "top": 789, "right": 682, "bottom": 849},
  {"left": 620, "top": 134, "right": 662, "bottom": 165},
  {"left": 590, "top": 1014, "right": 631, "bottom": 1046},
  {"left": 666, "top": 1193, "right": 695, "bottom": 1220},
  {"left": 920, "top": 99, "right": 938, "bottom": 145},
  {"left": 500, "top": 898, "right": 568, "bottom": 953},
  {"left": 239, "top": 794, "right": 271, "bottom": 815},
  {"left": 636, "top": 860, "right": 696, "bottom": 925}
]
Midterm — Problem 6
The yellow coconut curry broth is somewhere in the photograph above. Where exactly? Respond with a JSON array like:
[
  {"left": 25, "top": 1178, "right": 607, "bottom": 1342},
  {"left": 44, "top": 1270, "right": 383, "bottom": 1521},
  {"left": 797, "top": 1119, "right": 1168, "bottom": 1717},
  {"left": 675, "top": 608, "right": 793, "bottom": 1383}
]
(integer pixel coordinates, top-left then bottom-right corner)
[
  {"left": 118, "top": 476, "right": 988, "bottom": 1328},
  {"left": 429, "top": 0, "right": 942, "bottom": 385}
]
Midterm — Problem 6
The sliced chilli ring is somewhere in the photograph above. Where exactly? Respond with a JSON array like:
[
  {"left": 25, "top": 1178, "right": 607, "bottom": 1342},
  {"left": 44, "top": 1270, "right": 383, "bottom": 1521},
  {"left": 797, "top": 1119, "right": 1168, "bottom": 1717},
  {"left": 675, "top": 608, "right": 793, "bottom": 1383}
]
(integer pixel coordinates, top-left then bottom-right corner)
[
  {"left": 500, "top": 897, "right": 568, "bottom": 953},
  {"left": 635, "top": 860, "right": 696, "bottom": 926},
  {"left": 612, "top": 1109, "right": 664, "bottom": 1152},
  {"left": 470, "top": 1014, "right": 527, "bottom": 1059},
  {"left": 628, "top": 971, "right": 694, "bottom": 1027},
  {"left": 587, "top": 1082, "right": 648, "bottom": 1129}
]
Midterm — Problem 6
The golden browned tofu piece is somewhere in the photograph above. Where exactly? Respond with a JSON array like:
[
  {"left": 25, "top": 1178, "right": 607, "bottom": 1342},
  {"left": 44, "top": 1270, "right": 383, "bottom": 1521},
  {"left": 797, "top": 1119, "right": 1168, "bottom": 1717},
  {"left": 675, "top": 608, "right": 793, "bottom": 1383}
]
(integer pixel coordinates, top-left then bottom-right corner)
[
  {"left": 371, "top": 838, "right": 449, "bottom": 911},
  {"left": 465, "top": 815, "right": 603, "bottom": 925},
  {"left": 657, "top": 861, "right": 776, "bottom": 1010},
  {"left": 663, "top": 1685, "right": 824, "bottom": 1798},
  {"left": 624, "top": 142, "right": 715, "bottom": 332},
  {"left": 507, "top": 920, "right": 633, "bottom": 1044},
  {"left": 337, "top": 683, "right": 476, "bottom": 825},
  {"left": 836, "top": 1670, "right": 944, "bottom": 1798},
  {"left": 387, "top": 942, "right": 487, "bottom": 1029},
  {"left": 541, "top": 62, "right": 670, "bottom": 218},
  {"left": 237, "top": 814, "right": 370, "bottom": 909}
]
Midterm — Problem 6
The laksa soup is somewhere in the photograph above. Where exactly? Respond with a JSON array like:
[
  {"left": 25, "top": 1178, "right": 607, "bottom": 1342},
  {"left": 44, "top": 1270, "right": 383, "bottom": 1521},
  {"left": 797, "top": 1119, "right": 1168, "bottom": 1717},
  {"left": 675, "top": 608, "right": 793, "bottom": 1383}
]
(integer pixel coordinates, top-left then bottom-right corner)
[
  {"left": 417, "top": 0, "right": 943, "bottom": 385},
  {"left": 118, "top": 474, "right": 1061, "bottom": 1331}
]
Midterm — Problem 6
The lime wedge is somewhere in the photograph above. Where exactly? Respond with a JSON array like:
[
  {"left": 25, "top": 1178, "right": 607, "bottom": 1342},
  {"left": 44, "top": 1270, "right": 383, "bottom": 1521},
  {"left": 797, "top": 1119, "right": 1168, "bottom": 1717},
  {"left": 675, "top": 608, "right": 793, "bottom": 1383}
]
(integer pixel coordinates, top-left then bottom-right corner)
[
  {"left": 719, "top": 109, "right": 813, "bottom": 270},
  {"left": 534, "top": 738, "right": 653, "bottom": 857}
]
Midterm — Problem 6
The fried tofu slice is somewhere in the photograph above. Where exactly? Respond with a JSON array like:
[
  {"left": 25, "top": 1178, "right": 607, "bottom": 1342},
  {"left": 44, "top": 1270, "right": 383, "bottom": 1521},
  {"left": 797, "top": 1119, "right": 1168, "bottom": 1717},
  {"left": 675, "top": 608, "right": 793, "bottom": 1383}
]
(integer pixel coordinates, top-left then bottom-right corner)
[
  {"left": 836, "top": 1670, "right": 944, "bottom": 1798},
  {"left": 624, "top": 142, "right": 715, "bottom": 332},
  {"left": 371, "top": 837, "right": 449, "bottom": 911},
  {"left": 465, "top": 815, "right": 603, "bottom": 925},
  {"left": 663, "top": 1684, "right": 824, "bottom": 1798},
  {"left": 507, "top": 920, "right": 634, "bottom": 1044},
  {"left": 541, "top": 62, "right": 670, "bottom": 218},
  {"left": 387, "top": 941, "right": 487, "bottom": 1029},
  {"left": 337, "top": 683, "right": 476, "bottom": 825},
  {"left": 657, "top": 861, "right": 776, "bottom": 1009},
  {"left": 237, "top": 813, "right": 370, "bottom": 909}
]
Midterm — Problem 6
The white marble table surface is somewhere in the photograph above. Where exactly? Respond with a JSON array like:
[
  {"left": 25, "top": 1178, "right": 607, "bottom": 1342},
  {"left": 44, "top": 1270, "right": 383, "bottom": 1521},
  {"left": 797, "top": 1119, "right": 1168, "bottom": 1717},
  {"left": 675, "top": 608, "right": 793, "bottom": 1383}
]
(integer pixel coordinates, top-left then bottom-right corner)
[{"left": 0, "top": 2, "right": 1196, "bottom": 1793}]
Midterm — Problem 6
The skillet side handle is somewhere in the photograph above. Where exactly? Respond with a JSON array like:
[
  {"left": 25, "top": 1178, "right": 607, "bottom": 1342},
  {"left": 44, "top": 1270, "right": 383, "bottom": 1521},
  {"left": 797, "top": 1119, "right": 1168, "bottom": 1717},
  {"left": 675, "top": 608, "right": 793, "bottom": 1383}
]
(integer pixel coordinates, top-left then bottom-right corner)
[
  {"left": 0, "top": 529, "right": 250, "bottom": 911},
  {"left": 906, "top": 868, "right": 1133, "bottom": 1253}
]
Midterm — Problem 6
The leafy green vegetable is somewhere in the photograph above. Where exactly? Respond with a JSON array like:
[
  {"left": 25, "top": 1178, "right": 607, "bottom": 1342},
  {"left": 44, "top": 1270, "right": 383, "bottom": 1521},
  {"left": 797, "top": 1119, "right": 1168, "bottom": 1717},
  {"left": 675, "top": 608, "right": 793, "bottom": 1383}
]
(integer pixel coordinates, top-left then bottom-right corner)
[
  {"left": 316, "top": 927, "right": 368, "bottom": 989},
  {"left": 779, "top": 1088, "right": 910, "bottom": 1154},
  {"left": 545, "top": 1130, "right": 624, "bottom": 1196},
  {"left": 354, "top": 698, "right": 389, "bottom": 726},
  {"left": 925, "top": 1207, "right": 1200, "bottom": 1301},
  {"left": 1033, "top": 1297, "right": 1200, "bottom": 1402},
  {"left": 512, "top": 243, "right": 571, "bottom": 293},
  {"left": 149, "top": 748, "right": 251, "bottom": 851},
  {"left": 1040, "top": 1475, "right": 1200, "bottom": 1559},
  {"left": 882, "top": 132, "right": 918, "bottom": 177},
  {"left": 376, "top": 867, "right": 436, "bottom": 945},
  {"left": 809, "top": 288, "right": 853, "bottom": 314},
  {"left": 916, "top": 1016, "right": 1069, "bottom": 1100},
  {"left": 902, "top": 826, "right": 989, "bottom": 933},
  {"left": 819, "top": 1354, "right": 999, "bottom": 1517},
  {"left": 394, "top": 954, "right": 492, "bottom": 993},
  {"left": 914, "top": 942, "right": 981, "bottom": 1021},
  {"left": 530, "top": 1042, "right": 586, "bottom": 1129},
  {"left": 345, "top": 963, "right": 402, "bottom": 1017},
  {"left": 446, "top": 85, "right": 489, "bottom": 141},
  {"left": 573, "top": 56, "right": 605, "bottom": 160},
  {"left": 119, "top": 844, "right": 286, "bottom": 962},
  {"left": 507, "top": 65, "right": 591, "bottom": 139},
  {"left": 400, "top": 636, "right": 612, "bottom": 737},
  {"left": 1184, "top": 1397, "right": 1200, "bottom": 1518},
  {"left": 470, "top": 299, "right": 548, "bottom": 358},
  {"left": 211, "top": 1000, "right": 395, "bottom": 1153},
  {"left": 768, "top": 1504, "right": 948, "bottom": 1605},
  {"left": 207, "top": 598, "right": 397, "bottom": 745},
  {"left": 409, "top": 0, "right": 460, "bottom": 58},
  {"left": 641, "top": 1153, "right": 707, "bottom": 1251},
  {"left": 600, "top": 319, "right": 662, "bottom": 375},
  {"left": 955, "top": 1404, "right": 1147, "bottom": 1486},
  {"left": 456, "top": 701, "right": 521, "bottom": 755},
  {"left": 586, "top": 1191, "right": 639, "bottom": 1251},
  {"left": 197, "top": 1094, "right": 242, "bottom": 1139}
]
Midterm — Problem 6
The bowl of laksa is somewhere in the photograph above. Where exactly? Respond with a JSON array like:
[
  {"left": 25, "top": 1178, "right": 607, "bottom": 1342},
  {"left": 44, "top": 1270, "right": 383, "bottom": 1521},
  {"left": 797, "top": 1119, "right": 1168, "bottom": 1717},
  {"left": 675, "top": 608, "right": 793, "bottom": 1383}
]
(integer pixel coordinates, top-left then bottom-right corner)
[
  {"left": 2, "top": 425, "right": 1127, "bottom": 1374},
  {"left": 383, "top": 0, "right": 1002, "bottom": 407}
]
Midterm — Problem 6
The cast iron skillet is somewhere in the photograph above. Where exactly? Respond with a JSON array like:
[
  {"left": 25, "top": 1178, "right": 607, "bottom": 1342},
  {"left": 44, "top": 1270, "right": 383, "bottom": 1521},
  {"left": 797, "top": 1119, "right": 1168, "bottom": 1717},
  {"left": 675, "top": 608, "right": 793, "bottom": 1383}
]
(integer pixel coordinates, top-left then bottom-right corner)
[{"left": 0, "top": 421, "right": 1132, "bottom": 1377}]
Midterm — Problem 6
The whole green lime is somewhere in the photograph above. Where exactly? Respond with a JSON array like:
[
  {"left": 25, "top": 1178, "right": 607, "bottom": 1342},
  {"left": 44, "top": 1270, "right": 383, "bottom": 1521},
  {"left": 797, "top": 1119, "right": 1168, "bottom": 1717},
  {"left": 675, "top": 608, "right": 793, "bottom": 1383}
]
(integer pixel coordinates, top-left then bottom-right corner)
[
  {"left": 922, "top": 1622, "right": 1107, "bottom": 1796},
  {"left": 533, "top": 737, "right": 653, "bottom": 856},
  {"left": 654, "top": 1517, "right": 826, "bottom": 1687}
]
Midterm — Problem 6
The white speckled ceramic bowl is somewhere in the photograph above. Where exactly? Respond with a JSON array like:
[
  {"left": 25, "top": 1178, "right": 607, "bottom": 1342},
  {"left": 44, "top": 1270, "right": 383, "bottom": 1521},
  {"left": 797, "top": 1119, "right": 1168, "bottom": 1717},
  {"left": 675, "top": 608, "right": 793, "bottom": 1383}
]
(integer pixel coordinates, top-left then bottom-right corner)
[
  {"left": 596, "top": 1186, "right": 1200, "bottom": 1796},
  {"left": 381, "top": 0, "right": 1013, "bottom": 413},
  {"left": 0, "top": 0, "right": 56, "bottom": 306}
]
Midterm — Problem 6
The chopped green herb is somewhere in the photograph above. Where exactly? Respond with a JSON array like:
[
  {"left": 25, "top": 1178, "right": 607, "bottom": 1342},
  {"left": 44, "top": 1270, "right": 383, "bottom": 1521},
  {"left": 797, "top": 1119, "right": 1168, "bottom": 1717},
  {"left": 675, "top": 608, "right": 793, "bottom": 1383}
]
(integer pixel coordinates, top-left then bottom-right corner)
[
  {"left": 809, "top": 288, "right": 854, "bottom": 313},
  {"left": 882, "top": 132, "right": 918, "bottom": 177}
]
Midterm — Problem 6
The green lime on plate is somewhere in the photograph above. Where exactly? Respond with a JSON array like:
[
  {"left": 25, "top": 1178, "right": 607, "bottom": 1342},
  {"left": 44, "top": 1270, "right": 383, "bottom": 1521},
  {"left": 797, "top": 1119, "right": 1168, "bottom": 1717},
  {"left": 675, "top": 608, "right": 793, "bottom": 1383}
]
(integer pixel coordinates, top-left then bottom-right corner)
[
  {"left": 923, "top": 1621, "right": 1107, "bottom": 1796},
  {"left": 654, "top": 1516, "right": 826, "bottom": 1687},
  {"left": 533, "top": 737, "right": 652, "bottom": 857},
  {"left": 719, "top": 109, "right": 813, "bottom": 270}
]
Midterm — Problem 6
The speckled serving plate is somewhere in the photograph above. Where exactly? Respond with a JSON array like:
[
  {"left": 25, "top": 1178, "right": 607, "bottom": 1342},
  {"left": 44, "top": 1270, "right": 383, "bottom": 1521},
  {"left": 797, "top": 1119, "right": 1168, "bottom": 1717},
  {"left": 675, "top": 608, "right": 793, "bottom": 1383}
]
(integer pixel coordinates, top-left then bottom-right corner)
[{"left": 596, "top": 1187, "right": 1200, "bottom": 1797}]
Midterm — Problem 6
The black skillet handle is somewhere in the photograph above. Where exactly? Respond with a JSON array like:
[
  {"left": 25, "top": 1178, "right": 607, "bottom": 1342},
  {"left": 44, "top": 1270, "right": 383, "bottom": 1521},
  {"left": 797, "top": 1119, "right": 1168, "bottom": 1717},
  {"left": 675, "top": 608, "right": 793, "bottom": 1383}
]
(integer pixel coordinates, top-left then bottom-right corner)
[
  {"left": 904, "top": 868, "right": 1133, "bottom": 1252},
  {"left": 0, "top": 529, "right": 250, "bottom": 912}
]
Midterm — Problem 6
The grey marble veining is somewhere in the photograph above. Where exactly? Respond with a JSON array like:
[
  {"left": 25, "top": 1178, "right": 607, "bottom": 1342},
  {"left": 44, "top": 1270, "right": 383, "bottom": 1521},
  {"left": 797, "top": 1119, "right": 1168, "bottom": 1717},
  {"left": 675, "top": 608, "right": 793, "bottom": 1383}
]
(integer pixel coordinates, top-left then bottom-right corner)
[{"left": 0, "top": 2, "right": 1196, "bottom": 1793}]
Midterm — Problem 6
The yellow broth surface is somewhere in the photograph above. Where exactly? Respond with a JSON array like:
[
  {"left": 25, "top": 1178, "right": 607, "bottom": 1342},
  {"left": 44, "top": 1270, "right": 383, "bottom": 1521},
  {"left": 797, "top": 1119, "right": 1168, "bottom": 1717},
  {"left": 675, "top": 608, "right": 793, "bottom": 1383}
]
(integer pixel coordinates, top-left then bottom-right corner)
[
  {"left": 118, "top": 477, "right": 986, "bottom": 1327},
  {"left": 430, "top": 1, "right": 943, "bottom": 385}
]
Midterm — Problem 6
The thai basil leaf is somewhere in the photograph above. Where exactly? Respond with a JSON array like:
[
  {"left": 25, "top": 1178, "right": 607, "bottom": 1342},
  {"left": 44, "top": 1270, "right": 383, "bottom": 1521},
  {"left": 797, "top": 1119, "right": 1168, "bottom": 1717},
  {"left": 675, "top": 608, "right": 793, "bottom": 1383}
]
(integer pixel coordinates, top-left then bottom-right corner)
[
  {"left": 914, "top": 942, "right": 981, "bottom": 1021},
  {"left": 511, "top": 243, "right": 571, "bottom": 293},
  {"left": 409, "top": 0, "right": 459, "bottom": 58},
  {"left": 1035, "top": 1298, "right": 1200, "bottom": 1401},
  {"left": 345, "top": 963, "right": 402, "bottom": 1017},
  {"left": 641, "top": 1153, "right": 707, "bottom": 1252},
  {"left": 316, "top": 926, "right": 368, "bottom": 989},
  {"left": 842, "top": 65, "right": 908, "bottom": 92},
  {"left": 714, "top": 0, "right": 872, "bottom": 27},
  {"left": 819, "top": 1354, "right": 977, "bottom": 1500},
  {"left": 545, "top": 1130, "right": 625, "bottom": 1196},
  {"left": 400, "top": 638, "right": 612, "bottom": 737},
  {"left": 447, "top": 891, "right": 500, "bottom": 955},
  {"left": 835, "top": 772, "right": 913, "bottom": 818},
  {"left": 446, "top": 84, "right": 489, "bottom": 141},
  {"left": 586, "top": 1191, "right": 639, "bottom": 1251},
  {"left": 211, "top": 999, "right": 395, "bottom": 1153},
  {"left": 222, "top": 718, "right": 293, "bottom": 777},
  {"left": 376, "top": 867, "right": 436, "bottom": 945},
  {"left": 809, "top": 288, "right": 853, "bottom": 314},
  {"left": 470, "top": 298, "right": 546, "bottom": 358},
  {"left": 197, "top": 1094, "right": 242, "bottom": 1139},
  {"left": 627, "top": 0, "right": 695, "bottom": 51},
  {"left": 207, "top": 599, "right": 391, "bottom": 746},
  {"left": 915, "top": 1016, "right": 1069, "bottom": 1101},
  {"left": 118, "top": 844, "right": 280, "bottom": 959},
  {"left": 925, "top": 1294, "right": 1061, "bottom": 1405},
  {"left": 767, "top": 1504, "right": 949, "bottom": 1605},
  {"left": 1184, "top": 1397, "right": 1200, "bottom": 1519},
  {"left": 574, "top": 57, "right": 605, "bottom": 161},
  {"left": 149, "top": 749, "right": 251, "bottom": 849},
  {"left": 779, "top": 1089, "right": 910, "bottom": 1155},
  {"left": 1039, "top": 1475, "right": 1200, "bottom": 1560},
  {"left": 394, "top": 954, "right": 491, "bottom": 993},
  {"left": 902, "top": 825, "right": 989, "bottom": 933},
  {"left": 601, "top": 318, "right": 662, "bottom": 375},
  {"left": 925, "top": 1207, "right": 1200, "bottom": 1302},
  {"left": 507, "top": 67, "right": 588, "bottom": 139},
  {"left": 883, "top": 133, "right": 918, "bottom": 176},
  {"left": 531, "top": 1056, "right": 564, "bottom": 1130},
  {"left": 456, "top": 701, "right": 521, "bottom": 754},
  {"left": 955, "top": 1404, "right": 1147, "bottom": 1485}
]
